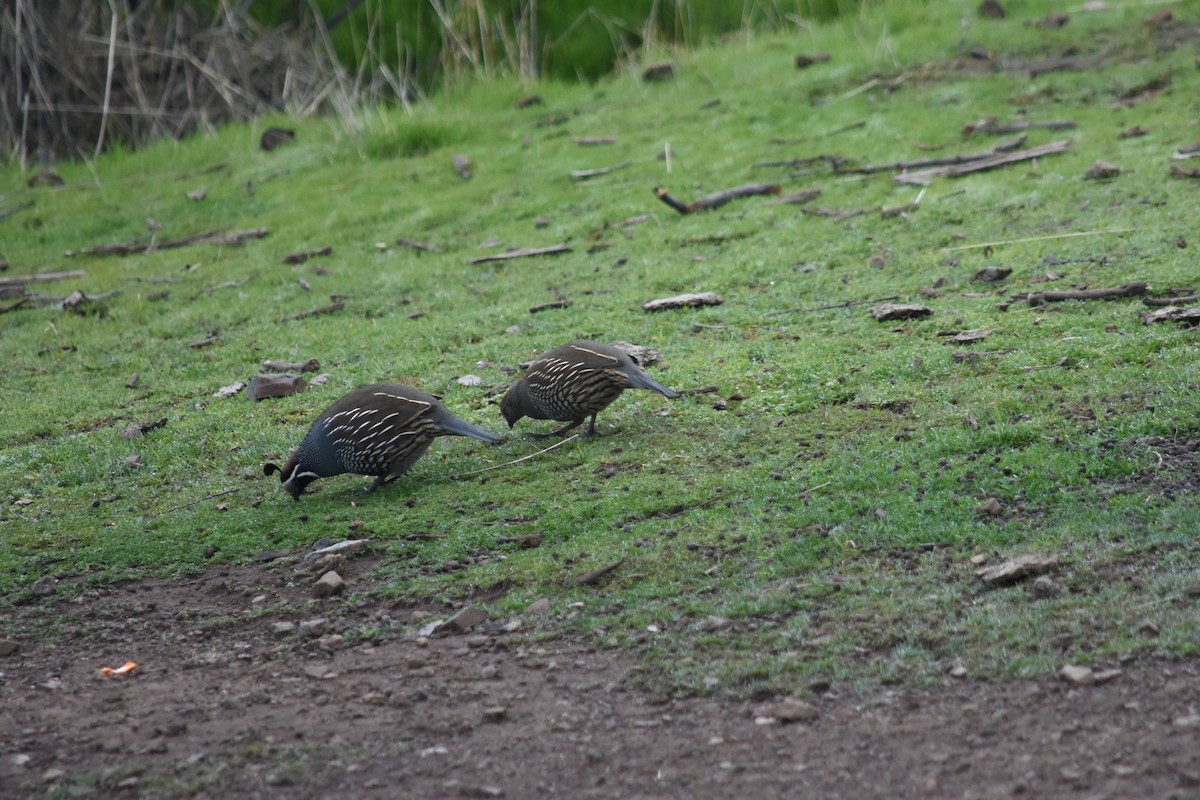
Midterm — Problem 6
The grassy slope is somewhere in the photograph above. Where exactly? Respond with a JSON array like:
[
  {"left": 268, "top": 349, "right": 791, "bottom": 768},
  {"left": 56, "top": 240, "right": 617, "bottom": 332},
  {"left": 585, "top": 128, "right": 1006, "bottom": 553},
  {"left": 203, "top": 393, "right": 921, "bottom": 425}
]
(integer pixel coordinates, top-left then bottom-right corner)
[{"left": 2, "top": 0, "right": 1197, "bottom": 695}]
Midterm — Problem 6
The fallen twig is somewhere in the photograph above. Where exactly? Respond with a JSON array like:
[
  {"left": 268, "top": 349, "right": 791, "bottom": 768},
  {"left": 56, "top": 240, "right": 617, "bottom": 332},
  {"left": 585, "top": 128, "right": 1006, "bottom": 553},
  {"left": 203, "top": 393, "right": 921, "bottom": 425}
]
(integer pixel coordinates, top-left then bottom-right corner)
[
  {"left": 571, "top": 163, "right": 630, "bottom": 181},
  {"left": 1027, "top": 282, "right": 1148, "bottom": 305},
  {"left": 565, "top": 557, "right": 626, "bottom": 588},
  {"left": 469, "top": 244, "right": 571, "bottom": 264},
  {"left": 654, "top": 183, "right": 782, "bottom": 215},
  {"left": 771, "top": 295, "right": 900, "bottom": 315},
  {"left": 573, "top": 136, "right": 618, "bottom": 145},
  {"left": 279, "top": 301, "right": 344, "bottom": 322},
  {"left": 1144, "top": 293, "right": 1199, "bottom": 307},
  {"left": 963, "top": 117, "right": 1077, "bottom": 136},
  {"left": 896, "top": 140, "right": 1072, "bottom": 185},
  {"left": 66, "top": 228, "right": 268, "bottom": 257},
  {"left": 0, "top": 298, "right": 29, "bottom": 314},
  {"left": 0, "top": 199, "right": 34, "bottom": 220},
  {"left": 942, "top": 227, "right": 1141, "bottom": 252},
  {"left": 282, "top": 245, "right": 331, "bottom": 264},
  {"left": 0, "top": 269, "right": 86, "bottom": 287},
  {"left": 148, "top": 487, "right": 241, "bottom": 519},
  {"left": 528, "top": 299, "right": 572, "bottom": 313},
  {"left": 839, "top": 136, "right": 1027, "bottom": 175},
  {"left": 203, "top": 276, "right": 254, "bottom": 295},
  {"left": 396, "top": 237, "right": 442, "bottom": 253},
  {"left": 453, "top": 434, "right": 582, "bottom": 478},
  {"left": 674, "top": 385, "right": 721, "bottom": 396}
]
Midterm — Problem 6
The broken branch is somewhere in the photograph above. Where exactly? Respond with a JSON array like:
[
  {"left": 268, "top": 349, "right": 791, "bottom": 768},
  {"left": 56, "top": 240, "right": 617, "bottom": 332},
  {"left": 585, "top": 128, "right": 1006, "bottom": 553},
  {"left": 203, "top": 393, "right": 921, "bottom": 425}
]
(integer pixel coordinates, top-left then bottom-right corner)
[
  {"left": 654, "top": 183, "right": 782, "bottom": 215},
  {"left": 66, "top": 228, "right": 269, "bottom": 257},
  {"left": 469, "top": 244, "right": 571, "bottom": 264},
  {"left": 1027, "top": 282, "right": 1148, "bottom": 305},
  {"left": 896, "top": 140, "right": 1073, "bottom": 185}
]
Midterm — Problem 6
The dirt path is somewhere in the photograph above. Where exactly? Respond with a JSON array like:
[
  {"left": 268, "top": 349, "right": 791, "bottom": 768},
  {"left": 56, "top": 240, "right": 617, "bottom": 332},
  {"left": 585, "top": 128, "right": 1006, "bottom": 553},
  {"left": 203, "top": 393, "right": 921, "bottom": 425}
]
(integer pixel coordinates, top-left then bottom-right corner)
[{"left": 2, "top": 562, "right": 1198, "bottom": 799}]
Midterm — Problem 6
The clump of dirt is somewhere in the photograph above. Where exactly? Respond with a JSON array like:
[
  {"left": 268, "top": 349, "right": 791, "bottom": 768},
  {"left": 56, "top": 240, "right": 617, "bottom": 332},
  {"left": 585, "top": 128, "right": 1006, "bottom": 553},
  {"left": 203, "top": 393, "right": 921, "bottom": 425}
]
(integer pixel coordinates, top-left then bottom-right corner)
[{"left": 2, "top": 558, "right": 1199, "bottom": 799}]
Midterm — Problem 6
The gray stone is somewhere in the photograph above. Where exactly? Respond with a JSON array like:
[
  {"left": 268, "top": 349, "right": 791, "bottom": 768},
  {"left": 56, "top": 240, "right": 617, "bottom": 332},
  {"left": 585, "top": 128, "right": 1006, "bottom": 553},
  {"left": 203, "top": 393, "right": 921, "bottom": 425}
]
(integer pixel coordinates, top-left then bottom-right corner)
[
  {"left": 31, "top": 576, "right": 57, "bottom": 596},
  {"left": 311, "top": 571, "right": 344, "bottom": 599}
]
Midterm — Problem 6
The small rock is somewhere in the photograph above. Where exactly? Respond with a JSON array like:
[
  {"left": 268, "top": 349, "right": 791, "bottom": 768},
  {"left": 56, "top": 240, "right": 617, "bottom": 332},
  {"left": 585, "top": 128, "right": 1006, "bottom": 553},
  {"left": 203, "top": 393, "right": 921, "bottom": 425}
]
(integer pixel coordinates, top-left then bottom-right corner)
[
  {"left": 43, "top": 767, "right": 66, "bottom": 782},
  {"left": 1093, "top": 668, "right": 1122, "bottom": 684},
  {"left": 1060, "top": 664, "right": 1094, "bottom": 685},
  {"left": 416, "top": 621, "right": 443, "bottom": 638},
  {"left": 31, "top": 576, "right": 57, "bottom": 596},
  {"left": 977, "top": 554, "right": 1058, "bottom": 586},
  {"left": 444, "top": 606, "right": 489, "bottom": 634},
  {"left": 303, "top": 538, "right": 369, "bottom": 564},
  {"left": 311, "top": 373, "right": 330, "bottom": 386},
  {"left": 698, "top": 616, "right": 732, "bottom": 632},
  {"left": 314, "top": 633, "right": 344, "bottom": 651},
  {"left": 213, "top": 381, "right": 246, "bottom": 398},
  {"left": 312, "top": 571, "right": 345, "bottom": 598},
  {"left": 949, "top": 663, "right": 969, "bottom": 678},
  {"left": 482, "top": 706, "right": 508, "bottom": 723},
  {"left": 11, "top": 753, "right": 31, "bottom": 767},
  {"left": 977, "top": 497, "right": 1004, "bottom": 516},
  {"left": 0, "top": 639, "right": 20, "bottom": 657},
  {"left": 308, "top": 553, "right": 347, "bottom": 575},
  {"left": 298, "top": 618, "right": 328, "bottom": 638},
  {"left": 1030, "top": 575, "right": 1061, "bottom": 599},
  {"left": 642, "top": 291, "right": 723, "bottom": 312},
  {"left": 973, "top": 267, "right": 1011, "bottom": 282},
  {"left": 247, "top": 373, "right": 307, "bottom": 402},
  {"left": 525, "top": 598, "right": 551, "bottom": 615},
  {"left": 1084, "top": 160, "right": 1120, "bottom": 180},
  {"left": 272, "top": 622, "right": 296, "bottom": 636},
  {"left": 453, "top": 154, "right": 472, "bottom": 180},
  {"left": 756, "top": 698, "right": 819, "bottom": 723},
  {"left": 457, "top": 374, "right": 483, "bottom": 387},
  {"left": 1172, "top": 712, "right": 1200, "bottom": 728},
  {"left": 869, "top": 302, "right": 932, "bottom": 322}
]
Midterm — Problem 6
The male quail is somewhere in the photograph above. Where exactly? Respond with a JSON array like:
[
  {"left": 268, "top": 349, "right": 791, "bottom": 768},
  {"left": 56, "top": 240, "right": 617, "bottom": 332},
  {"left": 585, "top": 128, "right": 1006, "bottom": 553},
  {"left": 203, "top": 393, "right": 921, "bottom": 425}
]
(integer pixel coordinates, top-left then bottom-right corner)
[
  {"left": 264, "top": 383, "right": 502, "bottom": 499},
  {"left": 500, "top": 340, "right": 680, "bottom": 437}
]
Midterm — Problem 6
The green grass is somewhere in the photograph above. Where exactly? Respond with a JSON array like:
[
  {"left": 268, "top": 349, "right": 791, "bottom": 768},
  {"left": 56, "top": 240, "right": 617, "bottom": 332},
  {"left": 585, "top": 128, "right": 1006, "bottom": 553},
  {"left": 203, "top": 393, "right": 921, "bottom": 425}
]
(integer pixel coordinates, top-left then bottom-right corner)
[{"left": 3, "top": 0, "right": 1198, "bottom": 697}]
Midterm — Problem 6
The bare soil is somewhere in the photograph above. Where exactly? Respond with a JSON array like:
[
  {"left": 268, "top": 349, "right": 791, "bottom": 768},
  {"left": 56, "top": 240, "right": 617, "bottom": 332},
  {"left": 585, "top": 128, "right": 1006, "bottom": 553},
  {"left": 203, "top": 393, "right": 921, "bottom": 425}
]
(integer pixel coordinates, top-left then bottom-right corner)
[{"left": 3, "top": 559, "right": 1199, "bottom": 800}]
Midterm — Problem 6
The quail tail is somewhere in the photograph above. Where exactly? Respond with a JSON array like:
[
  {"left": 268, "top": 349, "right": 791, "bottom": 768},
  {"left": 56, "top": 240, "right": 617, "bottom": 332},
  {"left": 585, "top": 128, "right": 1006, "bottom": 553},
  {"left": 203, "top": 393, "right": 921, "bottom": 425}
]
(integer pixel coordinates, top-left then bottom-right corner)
[
  {"left": 436, "top": 415, "right": 504, "bottom": 443},
  {"left": 626, "top": 369, "right": 680, "bottom": 399}
]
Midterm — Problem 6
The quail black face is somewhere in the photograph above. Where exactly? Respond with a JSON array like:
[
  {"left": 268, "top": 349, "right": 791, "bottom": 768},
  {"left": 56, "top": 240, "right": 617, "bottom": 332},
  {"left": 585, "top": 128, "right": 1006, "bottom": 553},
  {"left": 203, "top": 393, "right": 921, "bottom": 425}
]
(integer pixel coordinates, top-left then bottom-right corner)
[
  {"left": 263, "top": 459, "right": 317, "bottom": 500},
  {"left": 499, "top": 385, "right": 525, "bottom": 428}
]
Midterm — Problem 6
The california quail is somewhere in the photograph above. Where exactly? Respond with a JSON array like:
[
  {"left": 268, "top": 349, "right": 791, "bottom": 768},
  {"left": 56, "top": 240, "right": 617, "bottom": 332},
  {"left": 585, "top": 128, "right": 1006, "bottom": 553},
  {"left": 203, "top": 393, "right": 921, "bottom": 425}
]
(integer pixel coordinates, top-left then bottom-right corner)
[
  {"left": 264, "top": 383, "right": 502, "bottom": 499},
  {"left": 500, "top": 340, "right": 680, "bottom": 437}
]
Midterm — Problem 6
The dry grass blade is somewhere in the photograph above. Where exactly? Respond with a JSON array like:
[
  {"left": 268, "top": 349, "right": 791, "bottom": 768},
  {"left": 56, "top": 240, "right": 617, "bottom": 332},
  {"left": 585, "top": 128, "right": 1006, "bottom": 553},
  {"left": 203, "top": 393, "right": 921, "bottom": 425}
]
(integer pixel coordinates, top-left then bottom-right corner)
[{"left": 453, "top": 434, "right": 581, "bottom": 478}]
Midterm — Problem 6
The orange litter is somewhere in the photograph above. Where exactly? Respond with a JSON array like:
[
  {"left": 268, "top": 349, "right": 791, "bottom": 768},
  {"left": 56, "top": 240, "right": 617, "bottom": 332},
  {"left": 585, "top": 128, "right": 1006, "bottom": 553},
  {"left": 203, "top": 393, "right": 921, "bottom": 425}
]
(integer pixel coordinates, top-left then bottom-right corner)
[{"left": 99, "top": 660, "right": 137, "bottom": 677}]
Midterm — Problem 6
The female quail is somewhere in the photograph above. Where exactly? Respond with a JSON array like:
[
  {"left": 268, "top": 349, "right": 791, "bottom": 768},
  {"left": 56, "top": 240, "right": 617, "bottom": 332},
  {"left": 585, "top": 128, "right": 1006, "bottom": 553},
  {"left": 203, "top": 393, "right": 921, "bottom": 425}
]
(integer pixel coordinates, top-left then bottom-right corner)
[
  {"left": 264, "top": 383, "right": 502, "bottom": 499},
  {"left": 500, "top": 340, "right": 680, "bottom": 437}
]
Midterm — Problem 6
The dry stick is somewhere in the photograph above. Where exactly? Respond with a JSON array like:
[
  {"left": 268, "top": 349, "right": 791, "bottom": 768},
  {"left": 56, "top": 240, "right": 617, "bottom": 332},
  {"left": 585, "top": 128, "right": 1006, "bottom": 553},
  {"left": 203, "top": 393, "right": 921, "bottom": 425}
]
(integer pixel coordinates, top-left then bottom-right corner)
[
  {"left": 396, "top": 237, "right": 442, "bottom": 253},
  {"left": 771, "top": 295, "right": 901, "bottom": 315},
  {"left": 0, "top": 199, "right": 35, "bottom": 220},
  {"left": 838, "top": 136, "right": 1027, "bottom": 175},
  {"left": 95, "top": 0, "right": 118, "bottom": 157},
  {"left": 964, "top": 118, "right": 1077, "bottom": 135},
  {"left": 0, "top": 269, "right": 86, "bottom": 286},
  {"left": 67, "top": 228, "right": 268, "bottom": 257},
  {"left": 1027, "top": 282, "right": 1149, "bottom": 305},
  {"left": 469, "top": 244, "right": 571, "bottom": 264},
  {"left": 942, "top": 228, "right": 1141, "bottom": 252},
  {"left": 452, "top": 434, "right": 582, "bottom": 478},
  {"left": 528, "top": 299, "right": 572, "bottom": 313},
  {"left": 570, "top": 162, "right": 630, "bottom": 180},
  {"left": 566, "top": 557, "right": 626, "bottom": 588},
  {"left": 896, "top": 139, "right": 1072, "bottom": 185},
  {"left": 1, "top": 298, "right": 30, "bottom": 314},
  {"left": 1144, "top": 294, "right": 1199, "bottom": 307},
  {"left": 654, "top": 183, "right": 782, "bottom": 215},
  {"left": 148, "top": 487, "right": 241, "bottom": 519},
  {"left": 279, "top": 301, "right": 344, "bottom": 322}
]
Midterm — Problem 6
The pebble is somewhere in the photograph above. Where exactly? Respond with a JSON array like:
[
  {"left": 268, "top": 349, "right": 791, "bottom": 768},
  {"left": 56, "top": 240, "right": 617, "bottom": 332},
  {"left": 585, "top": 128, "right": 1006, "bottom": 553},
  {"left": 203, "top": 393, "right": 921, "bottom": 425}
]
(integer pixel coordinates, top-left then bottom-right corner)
[
  {"left": 1060, "top": 664, "right": 1094, "bottom": 685},
  {"left": 31, "top": 576, "right": 57, "bottom": 596},
  {"left": 444, "top": 606, "right": 488, "bottom": 634},
  {"left": 525, "top": 598, "right": 551, "bottom": 615},
  {"left": 312, "top": 570, "right": 345, "bottom": 599},
  {"left": 298, "top": 618, "right": 328, "bottom": 638},
  {"left": 272, "top": 622, "right": 296, "bottom": 636},
  {"left": 0, "top": 639, "right": 20, "bottom": 657}
]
